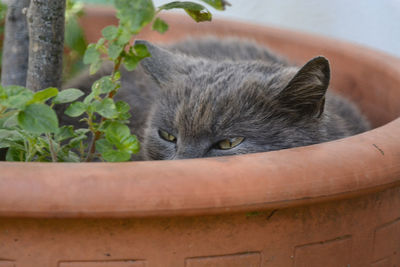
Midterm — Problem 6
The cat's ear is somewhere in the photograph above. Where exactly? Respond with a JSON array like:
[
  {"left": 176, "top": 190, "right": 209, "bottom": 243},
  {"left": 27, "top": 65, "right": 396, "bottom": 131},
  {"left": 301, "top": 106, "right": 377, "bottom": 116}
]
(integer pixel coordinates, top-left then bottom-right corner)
[
  {"left": 135, "top": 40, "right": 183, "bottom": 84},
  {"left": 277, "top": 56, "right": 330, "bottom": 118}
]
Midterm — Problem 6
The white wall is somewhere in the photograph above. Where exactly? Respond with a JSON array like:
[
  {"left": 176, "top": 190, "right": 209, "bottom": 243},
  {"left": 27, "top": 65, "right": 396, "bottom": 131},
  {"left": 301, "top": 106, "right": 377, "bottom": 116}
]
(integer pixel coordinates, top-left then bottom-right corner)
[{"left": 154, "top": 0, "right": 400, "bottom": 57}]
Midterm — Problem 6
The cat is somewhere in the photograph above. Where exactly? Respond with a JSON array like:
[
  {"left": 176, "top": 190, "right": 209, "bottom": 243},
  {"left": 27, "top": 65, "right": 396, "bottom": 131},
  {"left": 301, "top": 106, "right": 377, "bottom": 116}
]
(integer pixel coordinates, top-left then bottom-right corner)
[{"left": 63, "top": 37, "right": 370, "bottom": 160}]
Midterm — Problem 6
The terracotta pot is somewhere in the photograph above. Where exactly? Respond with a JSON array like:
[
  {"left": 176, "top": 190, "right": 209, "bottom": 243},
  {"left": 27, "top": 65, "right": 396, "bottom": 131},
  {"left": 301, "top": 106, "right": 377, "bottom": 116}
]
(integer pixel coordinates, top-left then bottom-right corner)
[{"left": 1, "top": 6, "right": 400, "bottom": 267}]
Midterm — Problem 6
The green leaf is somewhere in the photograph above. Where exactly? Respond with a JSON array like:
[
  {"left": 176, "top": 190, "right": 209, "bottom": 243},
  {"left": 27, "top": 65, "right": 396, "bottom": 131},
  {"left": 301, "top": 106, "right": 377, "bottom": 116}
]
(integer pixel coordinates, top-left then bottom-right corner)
[
  {"left": 66, "top": 129, "right": 89, "bottom": 149},
  {"left": 53, "top": 88, "right": 84, "bottom": 104},
  {"left": 97, "top": 138, "right": 132, "bottom": 162},
  {"left": 119, "top": 134, "right": 140, "bottom": 153},
  {"left": 116, "top": 28, "right": 131, "bottom": 45},
  {"left": 123, "top": 53, "right": 140, "bottom": 71},
  {"left": 89, "top": 60, "right": 103, "bottom": 75},
  {"left": 28, "top": 87, "right": 59, "bottom": 104},
  {"left": 65, "top": 16, "right": 87, "bottom": 55},
  {"left": 102, "top": 150, "right": 131, "bottom": 162},
  {"left": 118, "top": 112, "right": 131, "bottom": 121},
  {"left": 158, "top": 1, "right": 212, "bottom": 22},
  {"left": 2, "top": 113, "right": 18, "bottom": 128},
  {"left": 1, "top": 85, "right": 34, "bottom": 109},
  {"left": 102, "top": 25, "right": 119, "bottom": 40},
  {"left": 98, "top": 120, "right": 113, "bottom": 132},
  {"left": 0, "top": 139, "right": 21, "bottom": 150},
  {"left": 185, "top": 7, "right": 212, "bottom": 22},
  {"left": 96, "top": 138, "right": 113, "bottom": 154},
  {"left": 105, "top": 121, "right": 130, "bottom": 143},
  {"left": 17, "top": 104, "right": 59, "bottom": 134},
  {"left": 0, "top": 137, "right": 25, "bottom": 150},
  {"left": 116, "top": 100, "right": 131, "bottom": 120},
  {"left": 75, "top": 128, "right": 91, "bottom": 135},
  {"left": 200, "top": 0, "right": 230, "bottom": 10},
  {"left": 116, "top": 100, "right": 130, "bottom": 114},
  {"left": 0, "top": 130, "right": 24, "bottom": 149},
  {"left": 68, "top": 133, "right": 88, "bottom": 148},
  {"left": 108, "top": 41, "right": 125, "bottom": 59},
  {"left": 97, "top": 123, "right": 139, "bottom": 161},
  {"left": 0, "top": 129, "right": 23, "bottom": 142},
  {"left": 92, "top": 98, "right": 118, "bottom": 119},
  {"left": 134, "top": 43, "right": 151, "bottom": 58},
  {"left": 152, "top": 17, "right": 169, "bottom": 33},
  {"left": 114, "top": 71, "right": 121, "bottom": 81},
  {"left": 115, "top": 0, "right": 155, "bottom": 33},
  {"left": 6, "top": 146, "right": 25, "bottom": 161},
  {"left": 123, "top": 44, "right": 151, "bottom": 71},
  {"left": 83, "top": 44, "right": 101, "bottom": 64},
  {"left": 0, "top": 86, "right": 6, "bottom": 99},
  {"left": 84, "top": 44, "right": 103, "bottom": 74},
  {"left": 58, "top": 150, "right": 80, "bottom": 162},
  {"left": 0, "top": 140, "right": 12, "bottom": 149},
  {"left": 4, "top": 85, "right": 30, "bottom": 97},
  {"left": 55, "top": 125, "right": 75, "bottom": 142},
  {"left": 96, "top": 37, "right": 106, "bottom": 49},
  {"left": 83, "top": 92, "right": 95, "bottom": 105},
  {"left": 5, "top": 92, "right": 33, "bottom": 109},
  {"left": 105, "top": 122, "right": 139, "bottom": 153},
  {"left": 65, "top": 101, "right": 86, "bottom": 117},
  {"left": 159, "top": 1, "right": 206, "bottom": 11}
]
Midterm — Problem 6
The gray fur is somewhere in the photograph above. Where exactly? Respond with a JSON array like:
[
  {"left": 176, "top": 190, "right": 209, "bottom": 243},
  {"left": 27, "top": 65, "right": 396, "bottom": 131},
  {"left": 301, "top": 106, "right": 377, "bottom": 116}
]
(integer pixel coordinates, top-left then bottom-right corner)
[{"left": 63, "top": 37, "right": 370, "bottom": 160}]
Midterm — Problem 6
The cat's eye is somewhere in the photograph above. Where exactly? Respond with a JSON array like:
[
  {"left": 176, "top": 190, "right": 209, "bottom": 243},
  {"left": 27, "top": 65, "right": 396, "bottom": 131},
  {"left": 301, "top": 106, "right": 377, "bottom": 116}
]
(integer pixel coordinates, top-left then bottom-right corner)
[
  {"left": 215, "top": 137, "right": 244, "bottom": 150},
  {"left": 158, "top": 129, "right": 177, "bottom": 143}
]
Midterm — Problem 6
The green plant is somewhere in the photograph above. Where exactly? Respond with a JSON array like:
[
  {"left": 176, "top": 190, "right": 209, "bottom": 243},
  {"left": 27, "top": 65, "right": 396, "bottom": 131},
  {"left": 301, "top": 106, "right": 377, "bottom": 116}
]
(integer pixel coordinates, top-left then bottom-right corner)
[
  {"left": 0, "top": 0, "right": 229, "bottom": 162},
  {"left": 63, "top": 0, "right": 88, "bottom": 81},
  {"left": 0, "top": 86, "right": 86, "bottom": 161}
]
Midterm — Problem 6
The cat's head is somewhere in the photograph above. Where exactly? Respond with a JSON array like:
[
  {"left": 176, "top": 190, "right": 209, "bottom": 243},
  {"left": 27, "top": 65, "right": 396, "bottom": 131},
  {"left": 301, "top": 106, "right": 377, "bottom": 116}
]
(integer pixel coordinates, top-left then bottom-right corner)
[{"left": 136, "top": 40, "right": 330, "bottom": 160}]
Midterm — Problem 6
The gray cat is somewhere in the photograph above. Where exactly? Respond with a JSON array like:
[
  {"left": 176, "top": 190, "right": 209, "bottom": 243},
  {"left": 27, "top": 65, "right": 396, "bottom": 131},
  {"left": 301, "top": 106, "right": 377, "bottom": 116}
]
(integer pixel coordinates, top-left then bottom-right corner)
[{"left": 64, "top": 37, "right": 370, "bottom": 160}]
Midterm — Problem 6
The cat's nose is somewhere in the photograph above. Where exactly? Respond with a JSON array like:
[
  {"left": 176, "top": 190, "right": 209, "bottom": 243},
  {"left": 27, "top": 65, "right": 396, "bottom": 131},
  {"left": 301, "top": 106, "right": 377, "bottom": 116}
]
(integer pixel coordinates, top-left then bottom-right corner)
[
  {"left": 172, "top": 153, "right": 202, "bottom": 160},
  {"left": 173, "top": 146, "right": 207, "bottom": 160}
]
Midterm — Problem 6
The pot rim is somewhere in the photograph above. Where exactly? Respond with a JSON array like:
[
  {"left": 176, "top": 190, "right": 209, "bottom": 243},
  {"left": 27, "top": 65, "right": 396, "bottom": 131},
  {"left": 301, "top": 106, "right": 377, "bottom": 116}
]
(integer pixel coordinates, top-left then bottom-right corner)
[
  {"left": 1, "top": 118, "right": 400, "bottom": 218},
  {"left": 0, "top": 8, "right": 399, "bottom": 218}
]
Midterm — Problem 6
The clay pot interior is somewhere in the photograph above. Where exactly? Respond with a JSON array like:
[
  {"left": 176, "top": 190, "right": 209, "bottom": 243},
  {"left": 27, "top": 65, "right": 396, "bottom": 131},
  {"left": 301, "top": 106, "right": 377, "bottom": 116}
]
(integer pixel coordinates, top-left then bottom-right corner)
[{"left": 80, "top": 7, "right": 400, "bottom": 128}]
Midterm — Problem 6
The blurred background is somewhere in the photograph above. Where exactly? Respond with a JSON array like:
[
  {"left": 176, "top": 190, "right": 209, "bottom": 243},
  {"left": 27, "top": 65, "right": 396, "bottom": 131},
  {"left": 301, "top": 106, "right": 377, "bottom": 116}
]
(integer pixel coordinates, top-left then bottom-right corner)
[{"left": 82, "top": 0, "right": 400, "bottom": 57}]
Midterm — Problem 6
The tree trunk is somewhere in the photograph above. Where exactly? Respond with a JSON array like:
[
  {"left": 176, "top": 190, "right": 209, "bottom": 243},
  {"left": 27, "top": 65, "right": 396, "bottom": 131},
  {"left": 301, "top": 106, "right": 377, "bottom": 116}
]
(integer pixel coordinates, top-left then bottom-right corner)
[
  {"left": 1, "top": 0, "right": 30, "bottom": 87},
  {"left": 26, "top": 0, "right": 66, "bottom": 91}
]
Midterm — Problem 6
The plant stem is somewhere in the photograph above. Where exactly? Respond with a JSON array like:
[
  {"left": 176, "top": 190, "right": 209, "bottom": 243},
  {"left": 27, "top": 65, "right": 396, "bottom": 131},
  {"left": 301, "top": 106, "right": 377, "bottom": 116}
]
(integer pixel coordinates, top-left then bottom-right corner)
[
  {"left": 111, "top": 55, "right": 123, "bottom": 79},
  {"left": 79, "top": 141, "right": 85, "bottom": 161},
  {"left": 84, "top": 53, "right": 125, "bottom": 162},
  {"left": 108, "top": 53, "right": 124, "bottom": 98},
  {"left": 46, "top": 133, "right": 57, "bottom": 162},
  {"left": 85, "top": 130, "right": 101, "bottom": 162},
  {"left": 23, "top": 139, "right": 29, "bottom": 162}
]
